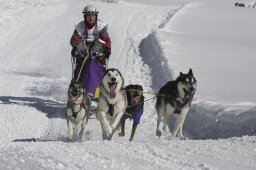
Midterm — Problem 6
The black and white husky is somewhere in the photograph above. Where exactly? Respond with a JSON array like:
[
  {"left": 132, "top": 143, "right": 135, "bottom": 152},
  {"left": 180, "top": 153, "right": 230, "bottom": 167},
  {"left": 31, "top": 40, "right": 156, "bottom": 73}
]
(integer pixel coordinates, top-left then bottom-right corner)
[
  {"left": 66, "top": 80, "right": 90, "bottom": 140},
  {"left": 97, "top": 68, "right": 127, "bottom": 140},
  {"left": 155, "top": 68, "right": 197, "bottom": 139}
]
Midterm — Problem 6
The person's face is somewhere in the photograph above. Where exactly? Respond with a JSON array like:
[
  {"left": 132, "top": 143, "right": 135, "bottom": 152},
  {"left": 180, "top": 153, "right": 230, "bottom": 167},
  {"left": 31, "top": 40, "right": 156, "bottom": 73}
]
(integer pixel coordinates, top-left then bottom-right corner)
[{"left": 85, "top": 14, "right": 96, "bottom": 25}]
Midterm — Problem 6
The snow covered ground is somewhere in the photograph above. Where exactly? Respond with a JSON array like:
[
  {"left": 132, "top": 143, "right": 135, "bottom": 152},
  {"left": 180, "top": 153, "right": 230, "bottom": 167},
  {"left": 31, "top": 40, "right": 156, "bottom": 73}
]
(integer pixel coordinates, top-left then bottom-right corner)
[{"left": 0, "top": 0, "right": 255, "bottom": 169}]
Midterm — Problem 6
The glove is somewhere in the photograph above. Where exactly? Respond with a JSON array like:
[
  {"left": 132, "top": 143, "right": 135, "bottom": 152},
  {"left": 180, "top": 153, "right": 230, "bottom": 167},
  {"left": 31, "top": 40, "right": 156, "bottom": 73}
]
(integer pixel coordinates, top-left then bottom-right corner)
[
  {"left": 71, "top": 48, "right": 80, "bottom": 58},
  {"left": 97, "top": 52, "right": 105, "bottom": 60},
  {"left": 76, "top": 40, "right": 88, "bottom": 57},
  {"left": 93, "top": 52, "right": 106, "bottom": 68}
]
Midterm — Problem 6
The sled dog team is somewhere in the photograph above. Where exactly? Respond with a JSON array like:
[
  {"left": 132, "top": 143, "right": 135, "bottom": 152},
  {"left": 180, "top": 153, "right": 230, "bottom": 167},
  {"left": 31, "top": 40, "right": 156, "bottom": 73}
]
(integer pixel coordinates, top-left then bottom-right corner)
[{"left": 66, "top": 68, "right": 197, "bottom": 141}]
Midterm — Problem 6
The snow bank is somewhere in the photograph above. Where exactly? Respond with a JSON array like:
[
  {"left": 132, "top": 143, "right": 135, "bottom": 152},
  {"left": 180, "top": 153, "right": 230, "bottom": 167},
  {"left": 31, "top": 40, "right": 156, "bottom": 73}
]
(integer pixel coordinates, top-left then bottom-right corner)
[
  {"left": 139, "top": 29, "right": 256, "bottom": 139},
  {"left": 138, "top": 1, "right": 256, "bottom": 139}
]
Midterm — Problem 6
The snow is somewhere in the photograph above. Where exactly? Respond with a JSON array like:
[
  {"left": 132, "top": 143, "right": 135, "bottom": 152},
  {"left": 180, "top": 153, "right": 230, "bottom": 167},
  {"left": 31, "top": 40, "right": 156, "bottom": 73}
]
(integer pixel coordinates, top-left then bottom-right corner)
[{"left": 0, "top": 0, "right": 256, "bottom": 169}]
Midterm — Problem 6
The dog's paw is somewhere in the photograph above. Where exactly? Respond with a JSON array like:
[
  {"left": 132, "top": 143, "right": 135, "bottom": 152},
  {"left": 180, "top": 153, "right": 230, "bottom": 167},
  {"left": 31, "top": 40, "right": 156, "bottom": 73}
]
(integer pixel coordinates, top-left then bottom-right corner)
[
  {"left": 67, "top": 132, "right": 73, "bottom": 140},
  {"left": 156, "top": 129, "right": 162, "bottom": 137},
  {"left": 167, "top": 134, "right": 178, "bottom": 140},
  {"left": 118, "top": 132, "right": 125, "bottom": 137},
  {"left": 78, "top": 133, "right": 84, "bottom": 140},
  {"left": 129, "top": 137, "right": 134, "bottom": 142},
  {"left": 179, "top": 136, "right": 187, "bottom": 140}
]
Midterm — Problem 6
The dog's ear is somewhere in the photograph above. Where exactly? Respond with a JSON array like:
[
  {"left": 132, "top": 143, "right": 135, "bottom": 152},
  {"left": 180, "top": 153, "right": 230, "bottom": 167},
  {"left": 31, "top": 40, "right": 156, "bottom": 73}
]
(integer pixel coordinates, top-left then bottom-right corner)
[
  {"left": 122, "top": 76, "right": 124, "bottom": 87},
  {"left": 139, "top": 85, "right": 143, "bottom": 91},
  {"left": 119, "top": 71, "right": 125, "bottom": 88},
  {"left": 70, "top": 79, "right": 75, "bottom": 85},
  {"left": 188, "top": 68, "right": 193, "bottom": 75},
  {"left": 69, "top": 79, "right": 75, "bottom": 88}
]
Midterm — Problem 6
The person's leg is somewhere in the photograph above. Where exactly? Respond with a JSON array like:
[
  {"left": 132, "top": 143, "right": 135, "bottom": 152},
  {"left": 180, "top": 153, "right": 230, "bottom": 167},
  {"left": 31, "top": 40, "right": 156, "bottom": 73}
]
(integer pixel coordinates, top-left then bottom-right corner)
[
  {"left": 89, "top": 60, "right": 104, "bottom": 99},
  {"left": 86, "top": 60, "right": 104, "bottom": 109}
]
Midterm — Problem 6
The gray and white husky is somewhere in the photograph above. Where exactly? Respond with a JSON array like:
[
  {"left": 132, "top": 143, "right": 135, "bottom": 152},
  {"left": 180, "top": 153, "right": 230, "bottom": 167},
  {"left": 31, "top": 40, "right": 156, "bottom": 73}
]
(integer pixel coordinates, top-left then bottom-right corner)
[
  {"left": 66, "top": 80, "right": 90, "bottom": 140},
  {"left": 155, "top": 68, "right": 197, "bottom": 139},
  {"left": 97, "top": 68, "right": 127, "bottom": 140}
]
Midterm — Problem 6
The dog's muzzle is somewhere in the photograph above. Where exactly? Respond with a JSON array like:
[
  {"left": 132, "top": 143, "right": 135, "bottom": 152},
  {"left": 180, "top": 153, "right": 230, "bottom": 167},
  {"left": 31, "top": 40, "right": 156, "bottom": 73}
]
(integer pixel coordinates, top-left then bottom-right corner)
[
  {"left": 190, "top": 87, "right": 195, "bottom": 92},
  {"left": 131, "top": 93, "right": 141, "bottom": 104},
  {"left": 183, "top": 87, "right": 195, "bottom": 99},
  {"left": 69, "top": 87, "right": 84, "bottom": 101},
  {"left": 71, "top": 88, "right": 80, "bottom": 96}
]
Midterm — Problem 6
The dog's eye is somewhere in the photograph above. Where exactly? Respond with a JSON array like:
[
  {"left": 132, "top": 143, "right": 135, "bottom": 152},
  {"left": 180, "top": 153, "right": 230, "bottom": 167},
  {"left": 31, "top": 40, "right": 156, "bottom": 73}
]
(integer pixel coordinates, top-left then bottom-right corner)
[
  {"left": 131, "top": 92, "right": 141, "bottom": 97},
  {"left": 108, "top": 73, "right": 111, "bottom": 77},
  {"left": 115, "top": 74, "right": 118, "bottom": 77}
]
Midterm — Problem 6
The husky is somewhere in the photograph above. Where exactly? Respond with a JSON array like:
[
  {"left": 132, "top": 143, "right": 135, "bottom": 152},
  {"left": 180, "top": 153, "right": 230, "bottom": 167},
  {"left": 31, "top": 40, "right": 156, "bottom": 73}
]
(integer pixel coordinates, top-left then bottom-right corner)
[
  {"left": 66, "top": 80, "right": 90, "bottom": 140},
  {"left": 97, "top": 68, "right": 127, "bottom": 140},
  {"left": 155, "top": 68, "right": 197, "bottom": 139}
]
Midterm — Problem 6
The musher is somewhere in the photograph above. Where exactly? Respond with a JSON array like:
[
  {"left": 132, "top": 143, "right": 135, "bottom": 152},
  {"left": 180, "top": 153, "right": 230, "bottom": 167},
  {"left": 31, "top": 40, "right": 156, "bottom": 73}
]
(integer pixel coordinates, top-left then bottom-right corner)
[{"left": 70, "top": 5, "right": 111, "bottom": 109}]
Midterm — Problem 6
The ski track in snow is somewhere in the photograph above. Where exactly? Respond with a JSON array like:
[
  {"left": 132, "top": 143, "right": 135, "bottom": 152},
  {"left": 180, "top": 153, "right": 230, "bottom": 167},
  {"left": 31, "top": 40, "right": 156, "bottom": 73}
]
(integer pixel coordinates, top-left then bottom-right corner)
[{"left": 0, "top": 0, "right": 256, "bottom": 169}]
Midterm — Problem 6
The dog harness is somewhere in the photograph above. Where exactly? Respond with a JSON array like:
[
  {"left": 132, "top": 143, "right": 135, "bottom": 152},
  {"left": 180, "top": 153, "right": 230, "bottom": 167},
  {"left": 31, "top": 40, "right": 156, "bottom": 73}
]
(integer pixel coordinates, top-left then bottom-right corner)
[
  {"left": 70, "top": 103, "right": 87, "bottom": 118},
  {"left": 107, "top": 104, "right": 114, "bottom": 116},
  {"left": 171, "top": 90, "right": 194, "bottom": 114}
]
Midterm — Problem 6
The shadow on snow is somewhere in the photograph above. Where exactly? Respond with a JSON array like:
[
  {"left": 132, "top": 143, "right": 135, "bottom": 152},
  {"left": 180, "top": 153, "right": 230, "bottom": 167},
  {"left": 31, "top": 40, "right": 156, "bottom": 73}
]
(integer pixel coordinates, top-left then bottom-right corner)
[{"left": 0, "top": 96, "right": 66, "bottom": 119}]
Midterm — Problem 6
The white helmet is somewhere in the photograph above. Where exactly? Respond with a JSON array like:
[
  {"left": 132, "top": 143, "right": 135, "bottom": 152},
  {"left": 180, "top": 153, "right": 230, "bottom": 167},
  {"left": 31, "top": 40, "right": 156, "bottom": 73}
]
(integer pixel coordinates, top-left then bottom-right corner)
[{"left": 82, "top": 5, "right": 99, "bottom": 15}]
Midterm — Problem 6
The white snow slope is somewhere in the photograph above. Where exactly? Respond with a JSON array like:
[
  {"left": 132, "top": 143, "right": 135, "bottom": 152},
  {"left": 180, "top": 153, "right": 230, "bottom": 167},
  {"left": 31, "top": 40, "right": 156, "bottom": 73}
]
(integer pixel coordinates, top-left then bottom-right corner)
[{"left": 0, "top": 0, "right": 255, "bottom": 169}]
